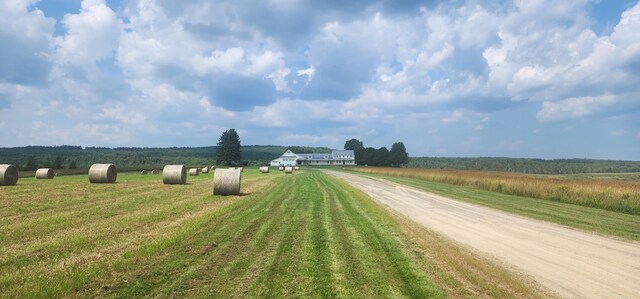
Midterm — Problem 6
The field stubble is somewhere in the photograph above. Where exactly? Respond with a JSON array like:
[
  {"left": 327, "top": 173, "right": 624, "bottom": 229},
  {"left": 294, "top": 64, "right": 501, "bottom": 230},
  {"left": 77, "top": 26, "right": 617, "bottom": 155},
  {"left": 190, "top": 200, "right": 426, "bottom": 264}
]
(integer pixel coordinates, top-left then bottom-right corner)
[{"left": 0, "top": 169, "right": 546, "bottom": 298}]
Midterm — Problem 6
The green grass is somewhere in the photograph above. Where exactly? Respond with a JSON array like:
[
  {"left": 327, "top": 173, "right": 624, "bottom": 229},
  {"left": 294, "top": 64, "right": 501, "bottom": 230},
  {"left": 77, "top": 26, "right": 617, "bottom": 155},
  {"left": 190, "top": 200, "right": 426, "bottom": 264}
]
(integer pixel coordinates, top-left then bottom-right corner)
[
  {"left": 0, "top": 169, "right": 545, "bottom": 298},
  {"left": 349, "top": 171, "right": 640, "bottom": 241}
]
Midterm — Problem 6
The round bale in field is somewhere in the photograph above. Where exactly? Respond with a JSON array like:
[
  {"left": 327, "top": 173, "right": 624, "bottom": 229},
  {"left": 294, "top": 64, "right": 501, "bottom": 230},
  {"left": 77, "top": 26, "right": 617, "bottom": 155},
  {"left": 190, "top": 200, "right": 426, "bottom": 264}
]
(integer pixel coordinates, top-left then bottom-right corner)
[
  {"left": 294, "top": 166, "right": 300, "bottom": 171},
  {"left": 35, "top": 168, "right": 55, "bottom": 179},
  {"left": 0, "top": 164, "right": 18, "bottom": 186},
  {"left": 89, "top": 164, "right": 117, "bottom": 184},
  {"left": 163, "top": 165, "right": 186, "bottom": 184},
  {"left": 259, "top": 166, "right": 269, "bottom": 173},
  {"left": 189, "top": 168, "right": 200, "bottom": 176},
  {"left": 151, "top": 169, "right": 159, "bottom": 174},
  {"left": 201, "top": 167, "right": 209, "bottom": 173},
  {"left": 213, "top": 168, "right": 241, "bottom": 195},
  {"left": 279, "top": 166, "right": 284, "bottom": 171},
  {"left": 285, "top": 167, "right": 293, "bottom": 174},
  {"left": 141, "top": 170, "right": 148, "bottom": 175}
]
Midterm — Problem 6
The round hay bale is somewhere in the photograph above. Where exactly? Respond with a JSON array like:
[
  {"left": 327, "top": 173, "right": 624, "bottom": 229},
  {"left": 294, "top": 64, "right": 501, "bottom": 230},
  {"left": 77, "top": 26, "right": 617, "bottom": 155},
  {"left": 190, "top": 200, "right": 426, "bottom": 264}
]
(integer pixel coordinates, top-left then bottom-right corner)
[
  {"left": 141, "top": 170, "right": 148, "bottom": 175},
  {"left": 163, "top": 165, "right": 186, "bottom": 185},
  {"left": 35, "top": 168, "right": 55, "bottom": 179},
  {"left": 201, "top": 167, "right": 209, "bottom": 173},
  {"left": 213, "top": 168, "right": 241, "bottom": 195},
  {"left": 89, "top": 164, "right": 117, "bottom": 184},
  {"left": 279, "top": 166, "right": 284, "bottom": 171},
  {"left": 189, "top": 168, "right": 200, "bottom": 176},
  {"left": 259, "top": 166, "right": 269, "bottom": 173},
  {"left": 151, "top": 169, "right": 159, "bottom": 174},
  {"left": 0, "top": 164, "right": 18, "bottom": 186},
  {"left": 285, "top": 167, "right": 293, "bottom": 174},
  {"left": 294, "top": 166, "right": 300, "bottom": 171}
]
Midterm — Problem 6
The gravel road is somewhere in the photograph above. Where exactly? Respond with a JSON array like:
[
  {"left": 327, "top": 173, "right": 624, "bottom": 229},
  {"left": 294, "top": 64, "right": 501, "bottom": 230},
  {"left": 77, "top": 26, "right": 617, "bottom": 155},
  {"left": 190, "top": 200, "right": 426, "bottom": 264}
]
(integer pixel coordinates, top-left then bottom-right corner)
[{"left": 325, "top": 170, "right": 640, "bottom": 299}]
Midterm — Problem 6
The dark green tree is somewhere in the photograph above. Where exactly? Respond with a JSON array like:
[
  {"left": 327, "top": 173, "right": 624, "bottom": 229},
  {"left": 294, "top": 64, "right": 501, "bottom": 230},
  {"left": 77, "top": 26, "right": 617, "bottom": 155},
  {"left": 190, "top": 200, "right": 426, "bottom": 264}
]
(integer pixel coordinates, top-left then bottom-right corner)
[
  {"left": 53, "top": 155, "right": 64, "bottom": 169},
  {"left": 24, "top": 156, "right": 38, "bottom": 171},
  {"left": 69, "top": 160, "right": 77, "bottom": 169},
  {"left": 216, "top": 128, "right": 242, "bottom": 165},
  {"left": 344, "top": 138, "right": 364, "bottom": 151},
  {"left": 389, "top": 142, "right": 409, "bottom": 167},
  {"left": 376, "top": 147, "right": 390, "bottom": 166}
]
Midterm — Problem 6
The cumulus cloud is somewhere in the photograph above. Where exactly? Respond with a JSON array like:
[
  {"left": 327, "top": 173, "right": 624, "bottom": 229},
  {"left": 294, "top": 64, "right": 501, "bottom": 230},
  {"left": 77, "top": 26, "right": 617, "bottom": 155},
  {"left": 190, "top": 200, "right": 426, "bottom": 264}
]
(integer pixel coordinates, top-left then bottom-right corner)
[
  {"left": 0, "top": 1, "right": 55, "bottom": 86},
  {"left": 0, "top": 0, "right": 638, "bottom": 159},
  {"left": 536, "top": 95, "right": 617, "bottom": 122}
]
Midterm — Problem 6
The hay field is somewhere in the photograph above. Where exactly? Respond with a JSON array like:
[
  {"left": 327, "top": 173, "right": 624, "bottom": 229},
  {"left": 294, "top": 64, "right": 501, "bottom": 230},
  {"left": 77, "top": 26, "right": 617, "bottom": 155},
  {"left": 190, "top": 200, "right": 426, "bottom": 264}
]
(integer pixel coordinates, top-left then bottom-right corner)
[
  {"left": 0, "top": 169, "right": 543, "bottom": 298},
  {"left": 354, "top": 167, "right": 640, "bottom": 215}
]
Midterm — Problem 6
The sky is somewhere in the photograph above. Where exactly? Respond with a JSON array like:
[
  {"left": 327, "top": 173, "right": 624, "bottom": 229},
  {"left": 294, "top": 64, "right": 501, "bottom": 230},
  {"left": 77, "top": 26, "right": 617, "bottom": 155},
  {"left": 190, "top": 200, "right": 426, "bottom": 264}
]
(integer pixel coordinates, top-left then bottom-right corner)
[{"left": 0, "top": 0, "right": 639, "bottom": 160}]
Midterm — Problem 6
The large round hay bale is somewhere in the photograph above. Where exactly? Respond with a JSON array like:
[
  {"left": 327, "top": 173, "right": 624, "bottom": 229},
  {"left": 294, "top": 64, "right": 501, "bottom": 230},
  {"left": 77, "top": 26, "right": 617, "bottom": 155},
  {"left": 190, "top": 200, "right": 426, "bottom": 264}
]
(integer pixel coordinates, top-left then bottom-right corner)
[
  {"left": 141, "top": 170, "right": 148, "bottom": 175},
  {"left": 151, "top": 169, "right": 159, "bottom": 174},
  {"left": 285, "top": 167, "right": 293, "bottom": 174},
  {"left": 201, "top": 167, "right": 209, "bottom": 173},
  {"left": 189, "top": 168, "right": 200, "bottom": 176},
  {"left": 213, "top": 168, "right": 241, "bottom": 195},
  {"left": 0, "top": 164, "right": 18, "bottom": 186},
  {"left": 294, "top": 166, "right": 300, "bottom": 171},
  {"left": 89, "top": 164, "right": 117, "bottom": 184},
  {"left": 279, "top": 166, "right": 284, "bottom": 171},
  {"left": 163, "top": 165, "right": 186, "bottom": 185},
  {"left": 259, "top": 166, "right": 269, "bottom": 173},
  {"left": 35, "top": 168, "right": 55, "bottom": 179}
]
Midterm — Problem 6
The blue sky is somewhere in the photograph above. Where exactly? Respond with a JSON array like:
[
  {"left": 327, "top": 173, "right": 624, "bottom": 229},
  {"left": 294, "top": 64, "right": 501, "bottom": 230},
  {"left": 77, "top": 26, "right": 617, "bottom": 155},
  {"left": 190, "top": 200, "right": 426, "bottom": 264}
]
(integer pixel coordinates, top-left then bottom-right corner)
[{"left": 1, "top": 0, "right": 639, "bottom": 160}]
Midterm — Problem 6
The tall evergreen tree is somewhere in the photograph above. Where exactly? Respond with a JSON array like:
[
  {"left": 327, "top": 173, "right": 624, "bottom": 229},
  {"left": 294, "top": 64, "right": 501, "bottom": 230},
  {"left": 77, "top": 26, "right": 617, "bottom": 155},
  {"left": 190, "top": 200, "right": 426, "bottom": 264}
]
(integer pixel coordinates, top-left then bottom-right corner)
[
  {"left": 53, "top": 155, "right": 64, "bottom": 169},
  {"left": 24, "top": 156, "right": 38, "bottom": 171},
  {"left": 216, "top": 128, "right": 242, "bottom": 165},
  {"left": 389, "top": 142, "right": 409, "bottom": 167}
]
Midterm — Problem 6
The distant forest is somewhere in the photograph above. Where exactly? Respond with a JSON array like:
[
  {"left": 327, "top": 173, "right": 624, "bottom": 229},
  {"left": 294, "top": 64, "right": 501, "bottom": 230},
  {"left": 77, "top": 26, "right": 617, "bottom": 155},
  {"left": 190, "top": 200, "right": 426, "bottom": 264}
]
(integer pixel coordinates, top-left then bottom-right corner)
[
  {"left": 1, "top": 145, "right": 639, "bottom": 174},
  {"left": 0, "top": 145, "right": 330, "bottom": 171}
]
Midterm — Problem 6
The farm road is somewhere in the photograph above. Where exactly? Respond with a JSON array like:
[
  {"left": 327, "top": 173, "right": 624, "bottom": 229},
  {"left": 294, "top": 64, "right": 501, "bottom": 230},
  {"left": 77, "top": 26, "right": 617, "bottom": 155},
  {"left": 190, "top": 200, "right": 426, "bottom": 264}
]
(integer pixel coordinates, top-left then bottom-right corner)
[{"left": 324, "top": 170, "right": 640, "bottom": 299}]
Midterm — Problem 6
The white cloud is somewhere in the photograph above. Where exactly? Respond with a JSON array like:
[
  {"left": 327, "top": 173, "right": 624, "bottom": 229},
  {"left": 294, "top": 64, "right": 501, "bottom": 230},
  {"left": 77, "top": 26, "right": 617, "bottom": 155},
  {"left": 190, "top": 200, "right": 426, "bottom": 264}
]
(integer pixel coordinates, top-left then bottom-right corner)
[
  {"left": 442, "top": 110, "right": 463, "bottom": 123},
  {"left": 537, "top": 95, "right": 616, "bottom": 122},
  {"left": 611, "top": 130, "right": 627, "bottom": 136},
  {"left": 55, "top": 0, "right": 122, "bottom": 69}
]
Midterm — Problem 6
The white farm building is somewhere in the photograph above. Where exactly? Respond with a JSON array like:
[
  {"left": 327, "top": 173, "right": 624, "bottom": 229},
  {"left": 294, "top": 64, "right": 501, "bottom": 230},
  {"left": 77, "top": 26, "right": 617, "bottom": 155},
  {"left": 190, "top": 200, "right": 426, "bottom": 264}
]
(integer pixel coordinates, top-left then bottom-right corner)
[{"left": 270, "top": 149, "right": 356, "bottom": 166}]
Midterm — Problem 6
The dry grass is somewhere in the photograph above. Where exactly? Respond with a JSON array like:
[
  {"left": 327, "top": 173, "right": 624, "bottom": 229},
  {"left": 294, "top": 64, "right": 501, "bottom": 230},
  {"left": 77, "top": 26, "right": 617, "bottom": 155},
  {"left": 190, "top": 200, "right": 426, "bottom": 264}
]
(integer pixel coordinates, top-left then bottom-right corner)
[{"left": 354, "top": 167, "right": 640, "bottom": 215}]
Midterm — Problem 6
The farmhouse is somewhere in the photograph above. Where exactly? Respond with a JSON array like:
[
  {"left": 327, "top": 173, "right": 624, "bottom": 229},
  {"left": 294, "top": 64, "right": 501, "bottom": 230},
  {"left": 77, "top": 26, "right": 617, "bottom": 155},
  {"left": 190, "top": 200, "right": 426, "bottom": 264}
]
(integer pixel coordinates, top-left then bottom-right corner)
[{"left": 270, "top": 149, "right": 356, "bottom": 166}]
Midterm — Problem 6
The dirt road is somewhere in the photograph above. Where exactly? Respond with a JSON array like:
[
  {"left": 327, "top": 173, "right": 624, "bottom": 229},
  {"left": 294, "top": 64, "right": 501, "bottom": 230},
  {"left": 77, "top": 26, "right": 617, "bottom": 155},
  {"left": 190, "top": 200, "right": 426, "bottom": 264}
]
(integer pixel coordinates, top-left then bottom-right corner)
[{"left": 324, "top": 170, "right": 640, "bottom": 298}]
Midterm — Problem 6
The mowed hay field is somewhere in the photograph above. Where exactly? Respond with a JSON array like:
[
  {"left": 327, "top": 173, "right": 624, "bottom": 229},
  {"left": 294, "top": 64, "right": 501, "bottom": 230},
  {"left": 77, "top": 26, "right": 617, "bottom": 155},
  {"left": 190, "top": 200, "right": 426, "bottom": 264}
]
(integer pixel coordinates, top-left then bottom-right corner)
[{"left": 0, "top": 169, "right": 546, "bottom": 298}]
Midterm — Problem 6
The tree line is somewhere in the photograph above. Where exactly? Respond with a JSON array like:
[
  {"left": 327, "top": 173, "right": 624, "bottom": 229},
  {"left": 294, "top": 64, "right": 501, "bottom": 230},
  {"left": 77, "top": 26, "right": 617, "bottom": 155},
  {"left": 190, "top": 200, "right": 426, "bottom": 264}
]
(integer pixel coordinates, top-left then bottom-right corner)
[{"left": 344, "top": 139, "right": 409, "bottom": 167}]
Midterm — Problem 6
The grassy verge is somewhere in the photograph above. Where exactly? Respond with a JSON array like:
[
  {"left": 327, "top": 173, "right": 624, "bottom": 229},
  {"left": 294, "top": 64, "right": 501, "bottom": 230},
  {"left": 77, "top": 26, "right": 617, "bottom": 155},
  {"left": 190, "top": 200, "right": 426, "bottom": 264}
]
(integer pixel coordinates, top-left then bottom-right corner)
[
  {"left": 353, "top": 167, "right": 640, "bottom": 215},
  {"left": 0, "top": 169, "right": 546, "bottom": 297},
  {"left": 347, "top": 170, "right": 640, "bottom": 241}
]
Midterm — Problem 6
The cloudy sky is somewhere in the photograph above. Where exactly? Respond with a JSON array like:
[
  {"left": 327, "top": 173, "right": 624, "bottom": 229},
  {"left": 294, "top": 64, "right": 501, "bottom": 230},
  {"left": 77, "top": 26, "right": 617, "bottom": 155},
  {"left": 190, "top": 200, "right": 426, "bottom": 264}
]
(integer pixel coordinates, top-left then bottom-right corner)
[{"left": 1, "top": 0, "right": 639, "bottom": 159}]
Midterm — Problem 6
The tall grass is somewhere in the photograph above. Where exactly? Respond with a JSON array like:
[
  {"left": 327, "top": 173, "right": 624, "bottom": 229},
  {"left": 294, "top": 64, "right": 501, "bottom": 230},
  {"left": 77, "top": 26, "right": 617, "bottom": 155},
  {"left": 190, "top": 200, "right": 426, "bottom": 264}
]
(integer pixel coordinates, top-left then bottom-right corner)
[{"left": 354, "top": 167, "right": 640, "bottom": 215}]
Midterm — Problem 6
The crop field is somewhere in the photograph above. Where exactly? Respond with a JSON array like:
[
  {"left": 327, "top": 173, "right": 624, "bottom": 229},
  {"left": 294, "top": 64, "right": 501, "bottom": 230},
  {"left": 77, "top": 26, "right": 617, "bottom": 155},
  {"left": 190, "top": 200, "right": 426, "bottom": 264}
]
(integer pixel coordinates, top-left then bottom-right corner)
[
  {"left": 353, "top": 167, "right": 640, "bottom": 215},
  {"left": 350, "top": 167, "right": 640, "bottom": 240},
  {"left": 0, "top": 169, "right": 544, "bottom": 298}
]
